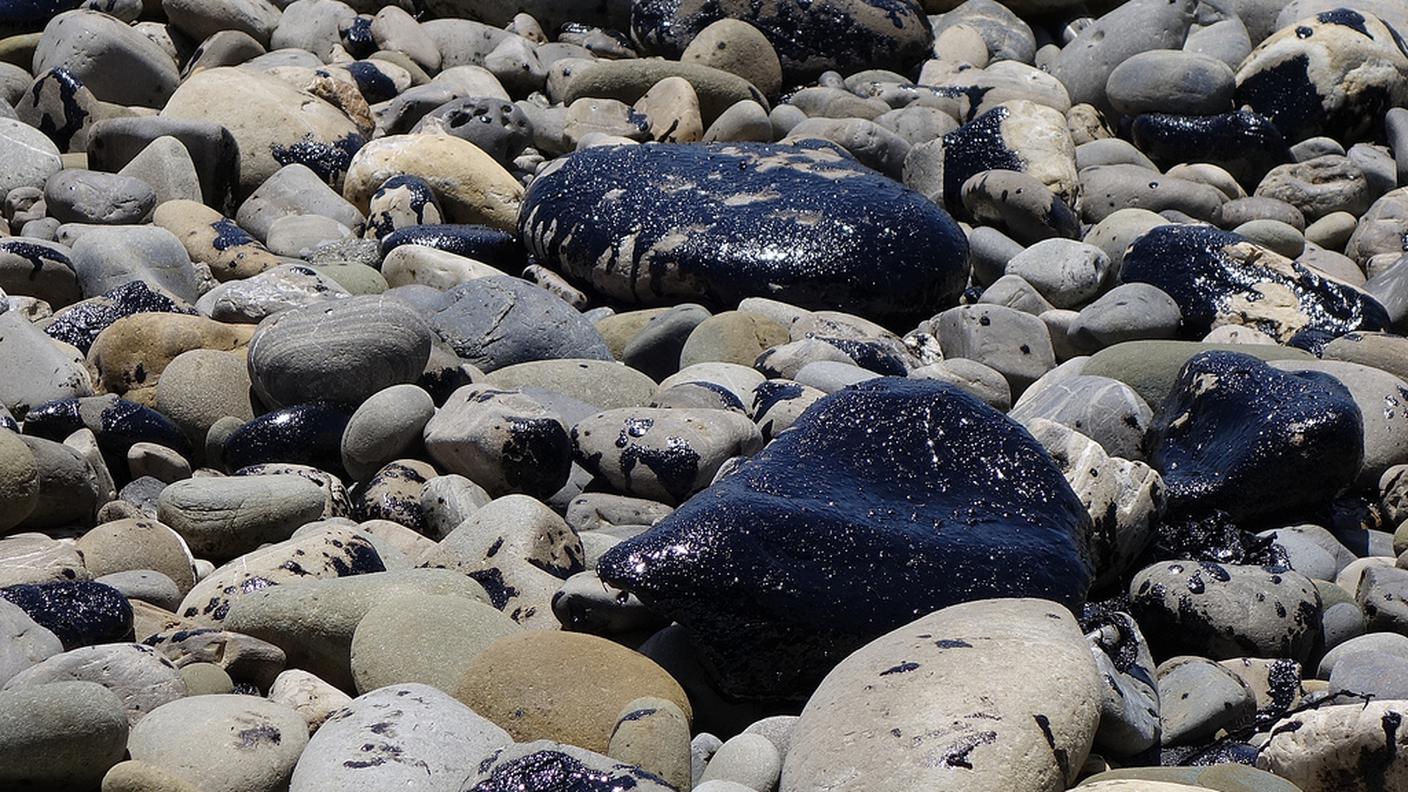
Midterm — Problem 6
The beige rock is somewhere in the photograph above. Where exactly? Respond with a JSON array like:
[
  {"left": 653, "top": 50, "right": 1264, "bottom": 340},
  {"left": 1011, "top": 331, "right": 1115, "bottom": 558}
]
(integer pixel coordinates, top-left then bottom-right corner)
[
  {"left": 267, "top": 669, "right": 351, "bottom": 734},
  {"left": 342, "top": 133, "right": 522, "bottom": 231},
  {"left": 453, "top": 630, "right": 691, "bottom": 752},
  {"left": 1257, "top": 700, "right": 1408, "bottom": 792},
  {"left": 634, "top": 77, "right": 705, "bottom": 143},
  {"left": 77, "top": 518, "right": 196, "bottom": 595},
  {"left": 0, "top": 533, "right": 89, "bottom": 586},
  {"left": 153, "top": 200, "right": 281, "bottom": 282},
  {"left": 87, "top": 313, "right": 253, "bottom": 397},
  {"left": 0, "top": 429, "right": 38, "bottom": 532},
  {"left": 681, "top": 19, "right": 782, "bottom": 99}
]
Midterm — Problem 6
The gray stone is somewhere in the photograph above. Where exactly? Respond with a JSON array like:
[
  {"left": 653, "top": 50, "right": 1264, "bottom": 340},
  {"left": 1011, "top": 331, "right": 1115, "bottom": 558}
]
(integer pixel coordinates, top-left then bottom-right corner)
[
  {"left": 349, "top": 592, "right": 519, "bottom": 694},
  {"left": 1270, "top": 360, "right": 1408, "bottom": 487},
  {"left": 1318, "top": 632, "right": 1408, "bottom": 679},
  {"left": 0, "top": 118, "right": 62, "bottom": 198},
  {"left": 0, "top": 312, "right": 91, "bottom": 418},
  {"left": 236, "top": 163, "right": 365, "bottom": 243},
  {"left": 69, "top": 225, "right": 197, "bottom": 302},
  {"left": 1329, "top": 649, "right": 1408, "bottom": 700},
  {"left": 341, "top": 384, "right": 436, "bottom": 483},
  {"left": 1048, "top": 0, "right": 1197, "bottom": 113},
  {"left": 156, "top": 474, "right": 329, "bottom": 561},
  {"left": 930, "top": 0, "right": 1035, "bottom": 64},
  {"left": 422, "top": 384, "right": 572, "bottom": 499},
  {"left": 1069, "top": 283, "right": 1182, "bottom": 348},
  {"left": 35, "top": 10, "right": 179, "bottom": 108},
  {"left": 908, "top": 358, "right": 1011, "bottom": 411},
  {"left": 932, "top": 303, "right": 1055, "bottom": 394},
  {"left": 247, "top": 295, "right": 432, "bottom": 409},
  {"left": 1106, "top": 49, "right": 1235, "bottom": 117},
  {"left": 0, "top": 598, "right": 61, "bottom": 686},
  {"left": 2, "top": 642, "right": 185, "bottom": 724},
  {"left": 270, "top": 0, "right": 356, "bottom": 61},
  {"left": 1005, "top": 238, "right": 1111, "bottom": 309},
  {"left": 128, "top": 694, "right": 308, "bottom": 792},
  {"left": 427, "top": 276, "right": 612, "bottom": 371},
  {"left": 0, "top": 681, "right": 128, "bottom": 789},
  {"left": 961, "top": 168, "right": 1078, "bottom": 246},
  {"left": 1156, "top": 656, "right": 1256, "bottom": 746},
  {"left": 117, "top": 136, "right": 203, "bottom": 205},
  {"left": 1079, "top": 164, "right": 1226, "bottom": 224},
  {"left": 1256, "top": 155, "right": 1372, "bottom": 222},
  {"left": 197, "top": 263, "right": 350, "bottom": 324},
  {"left": 264, "top": 214, "right": 354, "bottom": 258},
  {"left": 420, "top": 474, "right": 492, "bottom": 540},
  {"left": 44, "top": 169, "right": 156, "bottom": 225},
  {"left": 96, "top": 570, "right": 182, "bottom": 611}
]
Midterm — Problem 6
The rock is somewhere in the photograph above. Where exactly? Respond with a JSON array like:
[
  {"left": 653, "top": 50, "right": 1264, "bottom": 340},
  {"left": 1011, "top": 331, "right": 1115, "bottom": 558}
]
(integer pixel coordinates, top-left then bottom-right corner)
[
  {"left": 423, "top": 385, "right": 572, "bottom": 499},
  {"left": 127, "top": 695, "right": 308, "bottom": 792},
  {"left": 0, "top": 431, "right": 38, "bottom": 533},
  {"left": 453, "top": 630, "right": 690, "bottom": 752},
  {"left": 0, "top": 238, "right": 79, "bottom": 309},
  {"left": 520, "top": 141, "right": 968, "bottom": 327},
  {"left": 157, "top": 474, "right": 329, "bottom": 561},
  {"left": 0, "top": 681, "right": 129, "bottom": 789},
  {"left": 1105, "top": 49, "right": 1235, "bottom": 117},
  {"left": 1078, "top": 163, "right": 1227, "bottom": 224},
  {"left": 143, "top": 627, "right": 286, "bottom": 690},
  {"left": 467, "top": 740, "right": 678, "bottom": 792},
  {"left": 35, "top": 10, "right": 178, "bottom": 108},
  {"left": 44, "top": 169, "right": 155, "bottom": 225},
  {"left": 235, "top": 163, "right": 364, "bottom": 243},
  {"left": 933, "top": 303, "right": 1055, "bottom": 394},
  {"left": 175, "top": 525, "right": 383, "bottom": 625},
  {"left": 681, "top": 19, "right": 782, "bottom": 100},
  {"left": 0, "top": 311, "right": 92, "bottom": 418},
  {"left": 1147, "top": 351, "right": 1363, "bottom": 527},
  {"left": 1156, "top": 656, "right": 1256, "bottom": 745},
  {"left": 631, "top": 0, "right": 931, "bottom": 81},
  {"left": 960, "top": 169, "right": 1079, "bottom": 246},
  {"left": 342, "top": 133, "right": 521, "bottom": 231},
  {"left": 152, "top": 349, "right": 254, "bottom": 446},
  {"left": 246, "top": 295, "right": 432, "bottom": 409},
  {"left": 1130, "top": 561, "right": 1321, "bottom": 662},
  {"left": 1121, "top": 224, "right": 1388, "bottom": 347},
  {"left": 598, "top": 378, "right": 1092, "bottom": 700},
  {"left": 1010, "top": 375, "right": 1151, "bottom": 461},
  {"left": 0, "top": 580, "right": 132, "bottom": 650},
  {"left": 161, "top": 67, "right": 364, "bottom": 195},
  {"left": 361, "top": 175, "right": 443, "bottom": 241},
  {"left": 198, "top": 264, "right": 351, "bottom": 324},
  {"left": 701, "top": 733, "right": 780, "bottom": 791},
  {"left": 289, "top": 683, "right": 510, "bottom": 792},
  {"left": 349, "top": 592, "right": 519, "bottom": 694},
  {"left": 69, "top": 225, "right": 197, "bottom": 303},
  {"left": 426, "top": 276, "right": 611, "bottom": 371},
  {"left": 942, "top": 100, "right": 1078, "bottom": 211},
  {"left": 117, "top": 135, "right": 203, "bottom": 206},
  {"left": 153, "top": 200, "right": 280, "bottom": 284},
  {"left": 1005, "top": 238, "right": 1110, "bottom": 309},
  {"left": 266, "top": 668, "right": 347, "bottom": 733},
  {"left": 485, "top": 359, "right": 659, "bottom": 411},
  {"left": 1069, "top": 284, "right": 1182, "bottom": 349},
  {"left": 341, "top": 383, "right": 435, "bottom": 483},
  {"left": 2, "top": 642, "right": 185, "bottom": 724},
  {"left": 1047, "top": 0, "right": 1196, "bottom": 113},
  {"left": 1257, "top": 700, "right": 1408, "bottom": 792},
  {"left": 1257, "top": 155, "right": 1372, "bottom": 222},
  {"left": 782, "top": 598, "right": 1102, "bottom": 792},
  {"left": 1268, "top": 360, "right": 1408, "bottom": 487},
  {"left": 221, "top": 568, "right": 489, "bottom": 690},
  {"left": 221, "top": 402, "right": 352, "bottom": 473},
  {"left": 1235, "top": 9, "right": 1408, "bottom": 144},
  {"left": 607, "top": 697, "right": 692, "bottom": 791},
  {"left": 99, "top": 570, "right": 181, "bottom": 611},
  {"left": 0, "top": 598, "right": 61, "bottom": 686},
  {"left": 0, "top": 532, "right": 86, "bottom": 586}
]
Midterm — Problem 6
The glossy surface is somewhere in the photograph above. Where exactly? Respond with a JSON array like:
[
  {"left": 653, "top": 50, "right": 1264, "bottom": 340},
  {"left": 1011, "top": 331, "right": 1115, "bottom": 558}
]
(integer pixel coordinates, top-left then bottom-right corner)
[
  {"left": 597, "top": 377, "right": 1092, "bottom": 700},
  {"left": 222, "top": 402, "right": 352, "bottom": 474},
  {"left": 1147, "top": 351, "right": 1364, "bottom": 527},
  {"left": 43, "top": 280, "right": 195, "bottom": 353},
  {"left": 0, "top": 581, "right": 133, "bottom": 650},
  {"left": 942, "top": 105, "right": 1023, "bottom": 210},
  {"left": 24, "top": 395, "right": 189, "bottom": 458},
  {"left": 520, "top": 142, "right": 968, "bottom": 327},
  {"left": 380, "top": 223, "right": 521, "bottom": 270},
  {"left": 1121, "top": 225, "right": 1388, "bottom": 350},
  {"left": 629, "top": 0, "right": 932, "bottom": 80},
  {"left": 1130, "top": 110, "right": 1290, "bottom": 186},
  {"left": 470, "top": 747, "right": 675, "bottom": 792}
]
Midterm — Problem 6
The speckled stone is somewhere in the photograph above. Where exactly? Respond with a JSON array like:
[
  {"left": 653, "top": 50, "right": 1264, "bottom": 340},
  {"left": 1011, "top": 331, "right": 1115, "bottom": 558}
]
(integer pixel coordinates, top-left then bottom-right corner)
[
  {"left": 175, "top": 525, "right": 383, "bottom": 626},
  {"left": 520, "top": 141, "right": 968, "bottom": 327},
  {"left": 2, "top": 642, "right": 185, "bottom": 724},
  {"left": 290, "top": 683, "right": 511, "bottom": 792},
  {"left": 599, "top": 377, "right": 1093, "bottom": 700},
  {"left": 127, "top": 695, "right": 308, "bottom": 792},
  {"left": 423, "top": 385, "right": 572, "bottom": 500},
  {"left": 1257, "top": 700, "right": 1408, "bottom": 792},
  {"left": 782, "top": 598, "right": 1102, "bottom": 792}
]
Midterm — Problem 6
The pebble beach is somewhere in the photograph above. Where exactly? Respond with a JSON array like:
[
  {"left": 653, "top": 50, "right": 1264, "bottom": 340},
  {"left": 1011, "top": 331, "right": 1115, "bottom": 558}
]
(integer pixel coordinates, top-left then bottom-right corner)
[{"left": 0, "top": 0, "right": 1407, "bottom": 790}]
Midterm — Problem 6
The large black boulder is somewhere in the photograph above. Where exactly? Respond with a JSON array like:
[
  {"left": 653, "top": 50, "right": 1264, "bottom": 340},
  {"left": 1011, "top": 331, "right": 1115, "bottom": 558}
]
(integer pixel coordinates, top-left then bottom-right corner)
[
  {"left": 519, "top": 141, "right": 969, "bottom": 328},
  {"left": 597, "top": 377, "right": 1092, "bottom": 701}
]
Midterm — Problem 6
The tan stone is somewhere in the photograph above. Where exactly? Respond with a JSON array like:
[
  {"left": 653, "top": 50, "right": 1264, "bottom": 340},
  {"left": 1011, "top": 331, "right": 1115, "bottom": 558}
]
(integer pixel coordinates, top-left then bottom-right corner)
[
  {"left": 76, "top": 518, "right": 196, "bottom": 595},
  {"left": 342, "top": 133, "right": 522, "bottom": 231},
  {"left": 87, "top": 314, "right": 254, "bottom": 396},
  {"left": 453, "top": 630, "right": 691, "bottom": 752},
  {"left": 152, "top": 200, "right": 281, "bottom": 282}
]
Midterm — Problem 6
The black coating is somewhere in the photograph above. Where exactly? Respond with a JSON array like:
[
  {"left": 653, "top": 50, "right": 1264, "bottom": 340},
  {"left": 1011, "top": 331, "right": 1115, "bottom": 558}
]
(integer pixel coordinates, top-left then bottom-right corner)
[
  {"left": 23, "top": 396, "right": 189, "bottom": 459},
  {"left": 629, "top": 0, "right": 932, "bottom": 82},
  {"left": 222, "top": 402, "right": 352, "bottom": 474},
  {"left": 345, "top": 60, "right": 398, "bottom": 104},
  {"left": 470, "top": 749, "right": 671, "bottom": 792},
  {"left": 43, "top": 281, "right": 196, "bottom": 354},
  {"left": 597, "top": 376, "right": 1093, "bottom": 700},
  {"left": 366, "top": 175, "right": 442, "bottom": 240},
  {"left": 1130, "top": 110, "right": 1291, "bottom": 187},
  {"left": 519, "top": 142, "right": 968, "bottom": 328},
  {"left": 30, "top": 67, "right": 88, "bottom": 152},
  {"left": 1120, "top": 225, "right": 1389, "bottom": 349},
  {"left": 270, "top": 132, "right": 365, "bottom": 184},
  {"left": 341, "top": 15, "right": 376, "bottom": 59},
  {"left": 1147, "top": 351, "right": 1364, "bottom": 527},
  {"left": 0, "top": 0, "right": 80, "bottom": 30},
  {"left": 941, "top": 105, "right": 1022, "bottom": 211},
  {"left": 380, "top": 224, "right": 523, "bottom": 271},
  {"left": 0, "top": 581, "right": 133, "bottom": 650}
]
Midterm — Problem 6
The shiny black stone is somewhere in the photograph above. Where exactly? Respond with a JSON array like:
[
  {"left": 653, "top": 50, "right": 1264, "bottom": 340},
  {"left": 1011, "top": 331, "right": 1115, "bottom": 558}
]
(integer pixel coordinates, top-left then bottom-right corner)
[
  {"left": 1147, "top": 351, "right": 1364, "bottom": 528},
  {"left": 1130, "top": 110, "right": 1291, "bottom": 187},
  {"left": 24, "top": 395, "right": 189, "bottom": 460},
  {"left": 222, "top": 402, "right": 352, "bottom": 475},
  {"left": 380, "top": 224, "right": 522, "bottom": 270},
  {"left": 0, "top": 581, "right": 133, "bottom": 650},
  {"left": 520, "top": 141, "right": 968, "bottom": 328},
  {"left": 598, "top": 376, "right": 1093, "bottom": 701},
  {"left": 1120, "top": 224, "right": 1389, "bottom": 350}
]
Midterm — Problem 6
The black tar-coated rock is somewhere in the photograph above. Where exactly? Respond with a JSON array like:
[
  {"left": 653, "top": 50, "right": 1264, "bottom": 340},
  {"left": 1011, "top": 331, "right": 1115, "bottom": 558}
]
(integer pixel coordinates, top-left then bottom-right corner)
[
  {"left": 380, "top": 224, "right": 524, "bottom": 271},
  {"left": 43, "top": 281, "right": 196, "bottom": 354},
  {"left": 520, "top": 141, "right": 968, "bottom": 328},
  {"left": 23, "top": 395, "right": 190, "bottom": 460},
  {"left": 629, "top": 0, "right": 933, "bottom": 81},
  {"left": 0, "top": 580, "right": 133, "bottom": 650},
  {"left": 1147, "top": 351, "right": 1363, "bottom": 528},
  {"left": 0, "top": 0, "right": 80, "bottom": 33},
  {"left": 597, "top": 376, "right": 1092, "bottom": 701},
  {"left": 469, "top": 746, "right": 675, "bottom": 792},
  {"left": 1130, "top": 110, "right": 1291, "bottom": 187},
  {"left": 1120, "top": 225, "right": 1389, "bottom": 350},
  {"left": 222, "top": 402, "right": 352, "bottom": 473}
]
